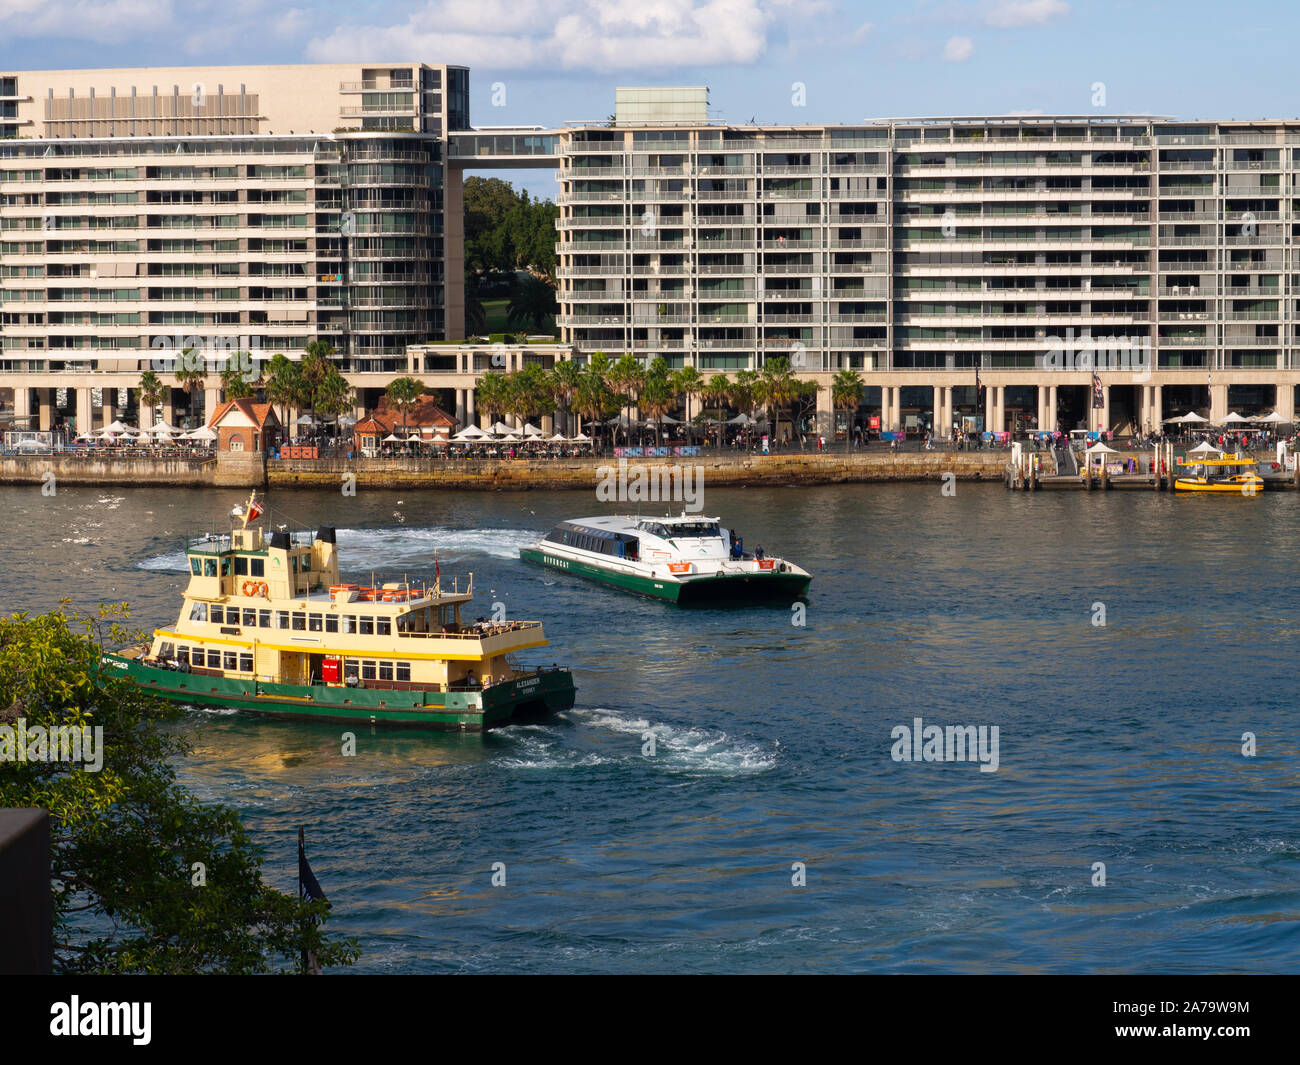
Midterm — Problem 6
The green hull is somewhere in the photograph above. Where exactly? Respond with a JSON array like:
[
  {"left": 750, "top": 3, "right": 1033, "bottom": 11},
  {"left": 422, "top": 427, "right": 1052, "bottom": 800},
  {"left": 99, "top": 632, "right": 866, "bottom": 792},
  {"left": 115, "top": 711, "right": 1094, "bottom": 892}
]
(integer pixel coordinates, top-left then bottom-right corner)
[
  {"left": 520, "top": 546, "right": 811, "bottom": 604},
  {"left": 102, "top": 654, "right": 576, "bottom": 732}
]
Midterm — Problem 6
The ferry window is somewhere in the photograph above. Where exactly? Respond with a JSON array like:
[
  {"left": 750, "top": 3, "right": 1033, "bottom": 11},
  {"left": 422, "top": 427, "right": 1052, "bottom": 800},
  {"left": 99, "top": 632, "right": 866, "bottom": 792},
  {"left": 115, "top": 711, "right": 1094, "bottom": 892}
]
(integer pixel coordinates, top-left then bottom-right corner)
[
  {"left": 292, "top": 613, "right": 306, "bottom": 631},
  {"left": 377, "top": 618, "right": 391, "bottom": 636},
  {"left": 326, "top": 615, "right": 339, "bottom": 633},
  {"left": 308, "top": 614, "right": 322, "bottom": 632},
  {"left": 189, "top": 602, "right": 208, "bottom": 622},
  {"left": 359, "top": 617, "right": 374, "bottom": 636},
  {"left": 234, "top": 556, "right": 248, "bottom": 576},
  {"left": 221, "top": 558, "right": 232, "bottom": 576},
  {"left": 276, "top": 610, "right": 290, "bottom": 629},
  {"left": 223, "top": 651, "right": 237, "bottom": 671},
  {"left": 176, "top": 647, "right": 189, "bottom": 665},
  {"left": 342, "top": 615, "right": 356, "bottom": 634},
  {"left": 396, "top": 662, "right": 411, "bottom": 682},
  {"left": 160, "top": 642, "right": 175, "bottom": 659},
  {"left": 258, "top": 609, "right": 270, "bottom": 627},
  {"left": 242, "top": 609, "right": 257, "bottom": 626},
  {"left": 190, "top": 558, "right": 201, "bottom": 576},
  {"left": 291, "top": 557, "right": 298, "bottom": 574},
  {"left": 379, "top": 661, "right": 394, "bottom": 681},
  {"left": 302, "top": 553, "right": 311, "bottom": 571},
  {"left": 250, "top": 558, "right": 265, "bottom": 577},
  {"left": 238, "top": 653, "right": 253, "bottom": 672},
  {"left": 206, "top": 649, "right": 221, "bottom": 668},
  {"left": 204, "top": 559, "right": 217, "bottom": 577},
  {"left": 361, "top": 660, "right": 377, "bottom": 680},
  {"left": 211, "top": 606, "right": 225, "bottom": 624}
]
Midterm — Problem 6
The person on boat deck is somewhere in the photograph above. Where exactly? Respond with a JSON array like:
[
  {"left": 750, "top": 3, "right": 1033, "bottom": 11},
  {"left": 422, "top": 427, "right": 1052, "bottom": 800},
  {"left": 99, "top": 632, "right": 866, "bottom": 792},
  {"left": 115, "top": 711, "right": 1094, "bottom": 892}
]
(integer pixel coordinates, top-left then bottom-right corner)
[
  {"left": 465, "top": 671, "right": 481, "bottom": 689},
  {"left": 755, "top": 545, "right": 765, "bottom": 561},
  {"left": 730, "top": 531, "right": 743, "bottom": 559}
]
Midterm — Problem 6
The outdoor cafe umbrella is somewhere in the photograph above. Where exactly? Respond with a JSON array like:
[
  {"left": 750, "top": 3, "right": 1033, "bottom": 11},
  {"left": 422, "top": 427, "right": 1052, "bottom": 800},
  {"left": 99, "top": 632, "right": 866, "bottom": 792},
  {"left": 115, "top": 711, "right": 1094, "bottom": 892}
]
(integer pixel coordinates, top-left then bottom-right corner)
[
  {"left": 1222, "top": 411, "right": 1252, "bottom": 424},
  {"left": 185, "top": 426, "right": 217, "bottom": 442},
  {"left": 1188, "top": 441, "right": 1223, "bottom": 454},
  {"left": 453, "top": 425, "right": 489, "bottom": 440},
  {"left": 572, "top": 432, "right": 592, "bottom": 442},
  {"left": 521, "top": 423, "right": 545, "bottom": 437},
  {"left": 102, "top": 419, "right": 133, "bottom": 434},
  {"left": 1164, "top": 411, "right": 1208, "bottom": 424},
  {"left": 548, "top": 432, "right": 568, "bottom": 442},
  {"left": 1256, "top": 410, "right": 1287, "bottom": 424},
  {"left": 490, "top": 421, "right": 514, "bottom": 436},
  {"left": 382, "top": 434, "right": 404, "bottom": 443}
]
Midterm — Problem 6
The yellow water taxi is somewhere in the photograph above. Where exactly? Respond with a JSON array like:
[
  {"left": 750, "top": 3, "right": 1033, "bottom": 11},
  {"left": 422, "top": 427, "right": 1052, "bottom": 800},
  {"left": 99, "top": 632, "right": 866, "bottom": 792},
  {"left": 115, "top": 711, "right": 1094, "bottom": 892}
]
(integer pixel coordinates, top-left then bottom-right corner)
[{"left": 1173, "top": 453, "right": 1264, "bottom": 494}]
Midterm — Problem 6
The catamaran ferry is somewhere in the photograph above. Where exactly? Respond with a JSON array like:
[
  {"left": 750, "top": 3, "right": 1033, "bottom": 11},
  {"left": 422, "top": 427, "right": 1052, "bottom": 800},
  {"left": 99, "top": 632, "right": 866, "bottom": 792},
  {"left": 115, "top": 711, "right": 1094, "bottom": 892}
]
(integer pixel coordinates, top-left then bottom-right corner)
[
  {"left": 104, "top": 495, "right": 576, "bottom": 730},
  {"left": 520, "top": 513, "right": 812, "bottom": 603}
]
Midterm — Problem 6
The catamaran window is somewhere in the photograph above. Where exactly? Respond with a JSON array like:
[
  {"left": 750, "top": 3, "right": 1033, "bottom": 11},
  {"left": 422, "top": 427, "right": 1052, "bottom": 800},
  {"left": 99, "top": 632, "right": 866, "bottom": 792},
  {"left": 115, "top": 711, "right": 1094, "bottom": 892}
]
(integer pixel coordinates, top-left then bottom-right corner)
[
  {"left": 276, "top": 610, "right": 290, "bottom": 629},
  {"left": 206, "top": 649, "right": 221, "bottom": 668},
  {"left": 203, "top": 559, "right": 218, "bottom": 577},
  {"left": 210, "top": 605, "right": 225, "bottom": 624},
  {"left": 326, "top": 616, "right": 339, "bottom": 633},
  {"left": 377, "top": 618, "right": 391, "bottom": 636},
  {"left": 361, "top": 660, "right": 377, "bottom": 680},
  {"left": 359, "top": 617, "right": 374, "bottom": 636},
  {"left": 342, "top": 615, "right": 356, "bottom": 634},
  {"left": 190, "top": 602, "right": 208, "bottom": 622},
  {"left": 292, "top": 613, "right": 306, "bottom": 631},
  {"left": 242, "top": 609, "right": 257, "bottom": 626},
  {"left": 234, "top": 556, "right": 248, "bottom": 576},
  {"left": 190, "top": 558, "right": 201, "bottom": 576},
  {"left": 238, "top": 653, "right": 253, "bottom": 672},
  {"left": 250, "top": 558, "right": 265, "bottom": 578},
  {"left": 379, "top": 661, "right": 394, "bottom": 681},
  {"left": 258, "top": 609, "right": 271, "bottom": 628},
  {"left": 308, "top": 614, "right": 322, "bottom": 632},
  {"left": 670, "top": 522, "right": 720, "bottom": 537},
  {"left": 223, "top": 651, "right": 238, "bottom": 671},
  {"left": 396, "top": 662, "right": 411, "bottom": 682}
]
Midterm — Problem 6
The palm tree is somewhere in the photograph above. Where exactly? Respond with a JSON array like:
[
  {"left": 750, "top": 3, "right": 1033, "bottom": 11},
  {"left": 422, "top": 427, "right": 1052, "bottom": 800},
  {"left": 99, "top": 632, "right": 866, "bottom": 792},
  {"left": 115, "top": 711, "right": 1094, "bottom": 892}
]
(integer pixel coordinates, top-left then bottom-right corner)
[
  {"left": 670, "top": 364, "right": 703, "bottom": 445},
  {"left": 607, "top": 353, "right": 645, "bottom": 446},
  {"left": 137, "top": 369, "right": 166, "bottom": 428},
  {"left": 547, "top": 359, "right": 584, "bottom": 436},
  {"left": 263, "top": 354, "right": 302, "bottom": 433},
  {"left": 299, "top": 340, "right": 336, "bottom": 425},
  {"left": 732, "top": 368, "right": 758, "bottom": 424},
  {"left": 702, "top": 373, "right": 732, "bottom": 452},
  {"left": 639, "top": 358, "right": 675, "bottom": 446},
  {"left": 759, "top": 356, "right": 798, "bottom": 449},
  {"left": 385, "top": 376, "right": 425, "bottom": 439},
  {"left": 315, "top": 370, "right": 356, "bottom": 441},
  {"left": 575, "top": 358, "right": 617, "bottom": 448},
  {"left": 506, "top": 275, "right": 558, "bottom": 334},
  {"left": 475, "top": 371, "right": 510, "bottom": 429},
  {"left": 506, "top": 364, "right": 549, "bottom": 429},
  {"left": 175, "top": 350, "right": 208, "bottom": 424},
  {"left": 832, "top": 369, "right": 864, "bottom": 454}
]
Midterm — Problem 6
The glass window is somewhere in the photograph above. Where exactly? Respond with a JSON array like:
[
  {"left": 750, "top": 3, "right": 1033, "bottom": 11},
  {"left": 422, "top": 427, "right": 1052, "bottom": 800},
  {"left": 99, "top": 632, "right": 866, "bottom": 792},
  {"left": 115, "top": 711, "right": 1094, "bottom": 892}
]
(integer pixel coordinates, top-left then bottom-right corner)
[
  {"left": 250, "top": 558, "right": 265, "bottom": 577},
  {"left": 343, "top": 615, "right": 356, "bottom": 634},
  {"left": 234, "top": 556, "right": 248, "bottom": 576},
  {"left": 309, "top": 614, "right": 322, "bottom": 632},
  {"left": 277, "top": 611, "right": 290, "bottom": 629},
  {"left": 302, "top": 553, "right": 311, "bottom": 571},
  {"left": 221, "top": 558, "right": 232, "bottom": 576},
  {"left": 203, "top": 558, "right": 217, "bottom": 577},
  {"left": 190, "top": 558, "right": 201, "bottom": 575},
  {"left": 359, "top": 617, "right": 374, "bottom": 635},
  {"left": 361, "top": 661, "right": 377, "bottom": 680},
  {"left": 396, "top": 661, "right": 411, "bottom": 682},
  {"left": 238, "top": 653, "right": 253, "bottom": 672},
  {"left": 206, "top": 649, "right": 221, "bottom": 668},
  {"left": 223, "top": 651, "right": 237, "bottom": 670},
  {"left": 379, "top": 661, "right": 394, "bottom": 681},
  {"left": 326, "top": 615, "right": 339, "bottom": 633},
  {"left": 176, "top": 647, "right": 190, "bottom": 665},
  {"left": 292, "top": 613, "right": 306, "bottom": 631},
  {"left": 242, "top": 609, "right": 257, "bottom": 626},
  {"left": 159, "top": 641, "right": 175, "bottom": 659},
  {"left": 189, "top": 602, "right": 208, "bottom": 622},
  {"left": 258, "top": 609, "right": 271, "bottom": 627},
  {"left": 376, "top": 617, "right": 391, "bottom": 636},
  {"left": 211, "top": 605, "right": 224, "bottom": 624}
]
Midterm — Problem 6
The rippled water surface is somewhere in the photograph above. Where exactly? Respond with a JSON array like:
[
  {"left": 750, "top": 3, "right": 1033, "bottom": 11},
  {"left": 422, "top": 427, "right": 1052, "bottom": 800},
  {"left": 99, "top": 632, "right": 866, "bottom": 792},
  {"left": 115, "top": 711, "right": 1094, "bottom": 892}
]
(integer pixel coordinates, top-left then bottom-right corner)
[{"left": 3, "top": 482, "right": 1299, "bottom": 973}]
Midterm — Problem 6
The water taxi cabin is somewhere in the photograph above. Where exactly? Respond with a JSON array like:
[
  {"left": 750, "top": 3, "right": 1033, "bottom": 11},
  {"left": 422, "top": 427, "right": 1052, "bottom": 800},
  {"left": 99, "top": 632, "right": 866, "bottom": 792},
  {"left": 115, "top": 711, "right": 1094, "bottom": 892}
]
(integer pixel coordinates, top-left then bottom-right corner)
[{"left": 147, "top": 521, "right": 548, "bottom": 693}]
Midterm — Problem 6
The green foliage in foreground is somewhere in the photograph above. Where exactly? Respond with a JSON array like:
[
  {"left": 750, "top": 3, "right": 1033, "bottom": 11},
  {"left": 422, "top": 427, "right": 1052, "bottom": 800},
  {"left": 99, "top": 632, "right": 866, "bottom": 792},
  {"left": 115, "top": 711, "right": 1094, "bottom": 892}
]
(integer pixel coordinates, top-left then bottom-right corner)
[{"left": 0, "top": 605, "right": 360, "bottom": 974}]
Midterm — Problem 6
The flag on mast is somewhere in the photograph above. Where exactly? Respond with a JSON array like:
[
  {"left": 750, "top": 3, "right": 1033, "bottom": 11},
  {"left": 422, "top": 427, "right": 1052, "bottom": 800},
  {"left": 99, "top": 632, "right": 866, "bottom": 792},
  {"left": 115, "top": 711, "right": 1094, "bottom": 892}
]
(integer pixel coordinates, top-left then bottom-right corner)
[{"left": 298, "top": 825, "right": 327, "bottom": 975}]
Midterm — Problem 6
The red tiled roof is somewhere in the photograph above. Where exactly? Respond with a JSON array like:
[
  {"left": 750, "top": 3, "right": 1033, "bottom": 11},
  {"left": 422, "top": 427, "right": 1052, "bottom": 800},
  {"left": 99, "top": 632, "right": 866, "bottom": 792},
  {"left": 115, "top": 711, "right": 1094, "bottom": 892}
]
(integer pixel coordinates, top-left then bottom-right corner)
[{"left": 208, "top": 397, "right": 280, "bottom": 430}]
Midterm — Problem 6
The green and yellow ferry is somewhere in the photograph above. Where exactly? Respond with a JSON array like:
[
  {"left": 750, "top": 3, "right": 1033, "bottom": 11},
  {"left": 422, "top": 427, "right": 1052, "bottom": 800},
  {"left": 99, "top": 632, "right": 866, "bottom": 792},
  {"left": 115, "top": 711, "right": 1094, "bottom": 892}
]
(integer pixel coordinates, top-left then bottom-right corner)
[{"left": 104, "top": 495, "right": 576, "bottom": 731}]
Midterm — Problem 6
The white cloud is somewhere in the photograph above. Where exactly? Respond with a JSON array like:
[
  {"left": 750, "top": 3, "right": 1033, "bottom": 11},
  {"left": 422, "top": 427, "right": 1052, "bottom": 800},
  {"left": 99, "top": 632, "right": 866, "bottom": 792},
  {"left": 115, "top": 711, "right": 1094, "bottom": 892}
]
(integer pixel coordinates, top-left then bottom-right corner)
[
  {"left": 980, "top": 0, "right": 1069, "bottom": 28},
  {"left": 0, "top": 0, "right": 174, "bottom": 43},
  {"left": 306, "top": 0, "right": 791, "bottom": 71},
  {"left": 943, "top": 35, "right": 974, "bottom": 61},
  {"left": 852, "top": 21, "right": 874, "bottom": 41}
]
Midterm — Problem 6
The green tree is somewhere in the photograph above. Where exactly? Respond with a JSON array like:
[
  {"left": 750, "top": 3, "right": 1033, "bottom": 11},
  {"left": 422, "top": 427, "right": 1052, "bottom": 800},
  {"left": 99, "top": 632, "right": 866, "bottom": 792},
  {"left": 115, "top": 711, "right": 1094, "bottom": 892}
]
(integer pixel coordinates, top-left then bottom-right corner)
[
  {"left": 298, "top": 340, "right": 337, "bottom": 425},
  {"left": 547, "top": 359, "right": 584, "bottom": 436},
  {"left": 263, "top": 354, "right": 302, "bottom": 433},
  {"left": 732, "top": 368, "right": 758, "bottom": 424},
  {"left": 385, "top": 377, "right": 425, "bottom": 439},
  {"left": 475, "top": 372, "right": 510, "bottom": 429},
  {"left": 464, "top": 272, "right": 486, "bottom": 336},
  {"left": 137, "top": 370, "right": 166, "bottom": 428},
  {"left": 506, "top": 275, "right": 558, "bottom": 334},
  {"left": 506, "top": 364, "right": 549, "bottom": 428},
  {"left": 314, "top": 369, "right": 355, "bottom": 433},
  {"left": 174, "top": 353, "right": 207, "bottom": 424},
  {"left": 575, "top": 356, "right": 618, "bottom": 445},
  {"left": 832, "top": 369, "right": 864, "bottom": 454},
  {"left": 0, "top": 605, "right": 359, "bottom": 974},
  {"left": 702, "top": 373, "right": 732, "bottom": 452},
  {"left": 670, "top": 365, "right": 703, "bottom": 445},
  {"left": 640, "top": 359, "right": 675, "bottom": 446},
  {"left": 759, "top": 356, "right": 799, "bottom": 448},
  {"left": 607, "top": 353, "right": 645, "bottom": 446}
]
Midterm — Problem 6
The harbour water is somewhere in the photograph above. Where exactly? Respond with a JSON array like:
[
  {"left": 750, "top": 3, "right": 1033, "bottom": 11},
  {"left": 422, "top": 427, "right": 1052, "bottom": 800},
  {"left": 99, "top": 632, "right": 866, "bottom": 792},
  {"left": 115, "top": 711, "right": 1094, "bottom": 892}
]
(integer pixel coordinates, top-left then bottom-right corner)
[{"left": 3, "top": 482, "right": 1299, "bottom": 973}]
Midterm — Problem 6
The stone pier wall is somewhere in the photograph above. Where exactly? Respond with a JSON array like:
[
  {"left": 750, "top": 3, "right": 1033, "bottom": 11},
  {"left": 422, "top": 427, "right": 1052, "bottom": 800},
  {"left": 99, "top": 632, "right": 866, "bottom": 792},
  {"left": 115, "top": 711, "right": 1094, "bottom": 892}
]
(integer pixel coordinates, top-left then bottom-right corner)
[{"left": 0, "top": 455, "right": 217, "bottom": 487}]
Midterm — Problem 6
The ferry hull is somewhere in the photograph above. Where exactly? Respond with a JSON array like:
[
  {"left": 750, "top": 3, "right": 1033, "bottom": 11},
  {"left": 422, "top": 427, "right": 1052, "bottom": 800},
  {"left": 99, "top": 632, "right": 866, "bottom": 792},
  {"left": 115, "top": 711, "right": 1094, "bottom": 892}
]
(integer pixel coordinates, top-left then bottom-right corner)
[
  {"left": 103, "top": 654, "right": 576, "bottom": 732},
  {"left": 1173, "top": 478, "right": 1263, "bottom": 493},
  {"left": 520, "top": 546, "right": 811, "bottom": 604}
]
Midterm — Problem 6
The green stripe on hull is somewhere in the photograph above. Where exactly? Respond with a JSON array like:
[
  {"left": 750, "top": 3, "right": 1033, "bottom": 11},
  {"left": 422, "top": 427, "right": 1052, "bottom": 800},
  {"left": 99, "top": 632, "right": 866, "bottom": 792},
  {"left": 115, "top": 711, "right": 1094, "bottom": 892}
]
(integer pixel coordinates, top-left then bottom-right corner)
[
  {"left": 102, "top": 655, "right": 576, "bottom": 732},
  {"left": 520, "top": 547, "right": 811, "bottom": 603}
]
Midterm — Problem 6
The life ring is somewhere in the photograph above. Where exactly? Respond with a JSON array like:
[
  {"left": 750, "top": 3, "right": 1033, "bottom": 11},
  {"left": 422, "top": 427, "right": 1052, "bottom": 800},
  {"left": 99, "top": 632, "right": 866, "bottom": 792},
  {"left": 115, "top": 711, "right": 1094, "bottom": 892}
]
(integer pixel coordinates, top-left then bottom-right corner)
[
  {"left": 257, "top": 581, "right": 269, "bottom": 598},
  {"left": 241, "top": 580, "right": 257, "bottom": 596}
]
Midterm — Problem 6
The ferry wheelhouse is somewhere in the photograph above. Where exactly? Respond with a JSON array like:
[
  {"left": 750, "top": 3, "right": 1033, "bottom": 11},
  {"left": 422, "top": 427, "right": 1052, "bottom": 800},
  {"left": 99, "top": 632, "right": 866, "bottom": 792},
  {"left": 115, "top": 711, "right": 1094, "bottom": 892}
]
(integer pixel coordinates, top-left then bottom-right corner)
[
  {"left": 520, "top": 513, "right": 812, "bottom": 603},
  {"left": 105, "top": 496, "right": 576, "bottom": 730}
]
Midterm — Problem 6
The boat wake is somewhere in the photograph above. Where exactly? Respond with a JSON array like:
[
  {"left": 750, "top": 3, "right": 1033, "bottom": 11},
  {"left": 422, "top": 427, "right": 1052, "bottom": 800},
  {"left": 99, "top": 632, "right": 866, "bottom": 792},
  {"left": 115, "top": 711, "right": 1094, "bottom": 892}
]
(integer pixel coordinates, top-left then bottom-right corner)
[
  {"left": 136, "top": 524, "right": 537, "bottom": 573},
  {"left": 497, "top": 708, "right": 778, "bottom": 775}
]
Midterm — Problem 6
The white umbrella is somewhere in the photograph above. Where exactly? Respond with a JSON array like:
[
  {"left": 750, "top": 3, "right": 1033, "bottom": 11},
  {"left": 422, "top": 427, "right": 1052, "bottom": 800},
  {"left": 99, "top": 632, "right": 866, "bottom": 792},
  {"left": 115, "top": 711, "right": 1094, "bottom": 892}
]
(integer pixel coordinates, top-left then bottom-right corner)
[
  {"left": 337, "top": 414, "right": 358, "bottom": 427},
  {"left": 1164, "top": 411, "right": 1208, "bottom": 424},
  {"left": 453, "top": 425, "right": 489, "bottom": 440},
  {"left": 1256, "top": 410, "right": 1286, "bottom": 424},
  {"left": 102, "top": 419, "right": 132, "bottom": 434},
  {"left": 498, "top": 434, "right": 522, "bottom": 443},
  {"left": 1188, "top": 441, "right": 1223, "bottom": 454},
  {"left": 726, "top": 413, "right": 753, "bottom": 425},
  {"left": 548, "top": 432, "right": 568, "bottom": 442},
  {"left": 572, "top": 432, "right": 592, "bottom": 442},
  {"left": 521, "top": 423, "right": 545, "bottom": 437},
  {"left": 296, "top": 414, "right": 317, "bottom": 426},
  {"left": 1083, "top": 440, "right": 1119, "bottom": 456},
  {"left": 1222, "top": 411, "right": 1251, "bottom": 424},
  {"left": 490, "top": 421, "right": 514, "bottom": 436},
  {"left": 382, "top": 433, "right": 404, "bottom": 443},
  {"left": 187, "top": 426, "right": 217, "bottom": 442},
  {"left": 150, "top": 420, "right": 180, "bottom": 434}
]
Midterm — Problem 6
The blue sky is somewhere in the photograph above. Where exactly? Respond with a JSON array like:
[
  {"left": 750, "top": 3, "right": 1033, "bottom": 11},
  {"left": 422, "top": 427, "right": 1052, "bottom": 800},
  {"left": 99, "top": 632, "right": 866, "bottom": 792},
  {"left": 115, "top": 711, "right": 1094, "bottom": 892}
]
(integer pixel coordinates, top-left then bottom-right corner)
[{"left": 4, "top": 0, "right": 1299, "bottom": 198}]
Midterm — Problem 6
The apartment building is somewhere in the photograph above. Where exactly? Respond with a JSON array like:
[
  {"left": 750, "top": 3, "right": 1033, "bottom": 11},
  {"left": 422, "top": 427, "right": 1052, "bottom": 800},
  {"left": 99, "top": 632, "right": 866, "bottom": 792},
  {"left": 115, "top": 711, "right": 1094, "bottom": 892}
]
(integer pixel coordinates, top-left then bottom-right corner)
[
  {"left": 555, "top": 89, "right": 1300, "bottom": 436},
  {"left": 0, "top": 63, "right": 467, "bottom": 429}
]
